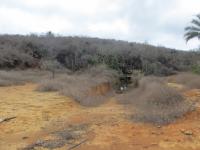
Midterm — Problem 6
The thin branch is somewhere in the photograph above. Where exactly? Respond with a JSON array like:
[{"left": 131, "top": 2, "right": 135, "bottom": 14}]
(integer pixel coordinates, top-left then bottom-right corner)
[
  {"left": 68, "top": 139, "right": 88, "bottom": 150},
  {"left": 0, "top": 117, "right": 17, "bottom": 124}
]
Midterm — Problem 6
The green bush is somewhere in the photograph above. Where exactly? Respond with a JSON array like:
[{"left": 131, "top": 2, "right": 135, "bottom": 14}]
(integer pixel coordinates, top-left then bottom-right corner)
[{"left": 191, "top": 64, "right": 200, "bottom": 74}]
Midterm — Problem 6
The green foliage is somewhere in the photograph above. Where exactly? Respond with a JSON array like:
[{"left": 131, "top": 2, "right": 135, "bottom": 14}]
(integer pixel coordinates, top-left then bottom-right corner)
[
  {"left": 104, "top": 55, "right": 120, "bottom": 70},
  {"left": 191, "top": 64, "right": 200, "bottom": 74},
  {"left": 87, "top": 55, "right": 100, "bottom": 66}
]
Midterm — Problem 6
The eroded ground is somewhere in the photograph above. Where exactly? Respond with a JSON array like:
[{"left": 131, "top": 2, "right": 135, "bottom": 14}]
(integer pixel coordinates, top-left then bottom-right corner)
[{"left": 1, "top": 83, "right": 200, "bottom": 150}]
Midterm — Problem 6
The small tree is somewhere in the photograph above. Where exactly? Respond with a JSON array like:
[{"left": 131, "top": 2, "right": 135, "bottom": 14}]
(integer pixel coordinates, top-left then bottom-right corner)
[{"left": 41, "top": 60, "right": 62, "bottom": 79}]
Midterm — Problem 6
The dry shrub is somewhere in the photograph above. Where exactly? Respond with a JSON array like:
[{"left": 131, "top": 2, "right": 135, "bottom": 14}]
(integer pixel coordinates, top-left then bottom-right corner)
[
  {"left": 37, "top": 66, "right": 116, "bottom": 107},
  {"left": 168, "top": 72, "right": 200, "bottom": 89},
  {"left": 37, "top": 79, "right": 65, "bottom": 92},
  {"left": 0, "top": 69, "right": 73, "bottom": 87},
  {"left": 0, "top": 70, "right": 25, "bottom": 86},
  {"left": 0, "top": 70, "right": 50, "bottom": 86},
  {"left": 118, "top": 77, "right": 194, "bottom": 125}
]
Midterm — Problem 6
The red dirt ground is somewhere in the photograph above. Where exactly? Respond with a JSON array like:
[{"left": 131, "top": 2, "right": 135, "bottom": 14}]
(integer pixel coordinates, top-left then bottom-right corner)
[{"left": 1, "top": 83, "right": 200, "bottom": 150}]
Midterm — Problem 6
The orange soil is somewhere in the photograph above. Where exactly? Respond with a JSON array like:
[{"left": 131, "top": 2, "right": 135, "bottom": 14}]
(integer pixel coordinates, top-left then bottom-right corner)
[{"left": 0, "top": 83, "right": 200, "bottom": 150}]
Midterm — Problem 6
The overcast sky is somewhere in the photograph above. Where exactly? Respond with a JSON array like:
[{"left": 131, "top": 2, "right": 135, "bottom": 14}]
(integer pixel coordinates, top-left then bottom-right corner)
[{"left": 0, "top": 0, "right": 200, "bottom": 50}]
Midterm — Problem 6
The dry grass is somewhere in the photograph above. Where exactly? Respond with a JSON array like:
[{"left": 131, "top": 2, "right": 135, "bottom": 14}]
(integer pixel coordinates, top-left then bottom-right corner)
[
  {"left": 37, "top": 66, "right": 117, "bottom": 106},
  {"left": 168, "top": 72, "right": 200, "bottom": 89},
  {"left": 0, "top": 66, "right": 116, "bottom": 107},
  {"left": 118, "top": 77, "right": 194, "bottom": 125}
]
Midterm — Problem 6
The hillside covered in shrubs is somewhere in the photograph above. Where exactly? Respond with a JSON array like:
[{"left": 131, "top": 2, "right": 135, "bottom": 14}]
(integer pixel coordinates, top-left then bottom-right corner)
[
  {"left": 0, "top": 34, "right": 199, "bottom": 126},
  {"left": 0, "top": 33, "right": 200, "bottom": 76}
]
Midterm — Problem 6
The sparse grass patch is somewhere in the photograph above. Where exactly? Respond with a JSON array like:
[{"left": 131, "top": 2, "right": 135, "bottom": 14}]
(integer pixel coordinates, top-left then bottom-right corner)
[
  {"left": 23, "top": 123, "right": 88, "bottom": 150},
  {"left": 168, "top": 72, "right": 200, "bottom": 89}
]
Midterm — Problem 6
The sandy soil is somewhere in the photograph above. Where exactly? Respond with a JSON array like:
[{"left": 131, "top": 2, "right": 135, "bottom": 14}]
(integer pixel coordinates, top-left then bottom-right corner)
[{"left": 1, "top": 83, "right": 200, "bottom": 150}]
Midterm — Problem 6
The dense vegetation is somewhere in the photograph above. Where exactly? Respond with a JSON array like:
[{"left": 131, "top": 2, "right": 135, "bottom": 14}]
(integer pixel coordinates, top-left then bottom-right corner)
[{"left": 0, "top": 33, "right": 200, "bottom": 76}]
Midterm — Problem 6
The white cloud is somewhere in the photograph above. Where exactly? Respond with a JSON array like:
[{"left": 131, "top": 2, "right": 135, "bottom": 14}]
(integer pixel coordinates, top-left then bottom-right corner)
[
  {"left": 88, "top": 19, "right": 130, "bottom": 34},
  {"left": 0, "top": 0, "right": 199, "bottom": 50},
  {"left": 0, "top": 6, "right": 73, "bottom": 34}
]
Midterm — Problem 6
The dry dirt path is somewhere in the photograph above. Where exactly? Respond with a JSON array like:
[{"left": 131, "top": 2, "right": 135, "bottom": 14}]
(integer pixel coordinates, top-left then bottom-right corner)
[{"left": 0, "top": 83, "right": 200, "bottom": 150}]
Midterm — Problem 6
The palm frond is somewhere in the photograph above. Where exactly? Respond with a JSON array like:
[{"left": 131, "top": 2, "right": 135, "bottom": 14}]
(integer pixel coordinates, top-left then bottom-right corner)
[
  {"left": 184, "top": 31, "right": 200, "bottom": 42},
  {"left": 196, "top": 14, "right": 200, "bottom": 20},
  {"left": 184, "top": 14, "right": 200, "bottom": 42},
  {"left": 185, "top": 26, "right": 200, "bottom": 32},
  {"left": 191, "top": 19, "right": 200, "bottom": 27}
]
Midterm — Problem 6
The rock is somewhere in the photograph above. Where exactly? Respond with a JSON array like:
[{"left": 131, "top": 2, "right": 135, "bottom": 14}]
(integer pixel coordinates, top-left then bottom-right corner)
[
  {"left": 22, "top": 137, "right": 29, "bottom": 140},
  {"left": 151, "top": 143, "right": 158, "bottom": 146},
  {"left": 0, "top": 118, "right": 4, "bottom": 123},
  {"left": 152, "top": 131, "right": 157, "bottom": 134},
  {"left": 184, "top": 131, "right": 193, "bottom": 136},
  {"left": 164, "top": 139, "right": 169, "bottom": 142},
  {"left": 180, "top": 129, "right": 193, "bottom": 136},
  {"left": 151, "top": 131, "right": 163, "bottom": 135},
  {"left": 180, "top": 129, "right": 185, "bottom": 132}
]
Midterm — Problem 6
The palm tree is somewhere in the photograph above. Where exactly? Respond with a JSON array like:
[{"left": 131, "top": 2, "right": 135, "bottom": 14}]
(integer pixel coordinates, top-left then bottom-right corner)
[{"left": 184, "top": 14, "right": 200, "bottom": 42}]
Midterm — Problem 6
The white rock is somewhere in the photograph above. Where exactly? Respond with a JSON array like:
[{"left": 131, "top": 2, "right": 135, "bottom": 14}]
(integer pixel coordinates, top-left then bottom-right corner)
[{"left": 0, "top": 118, "right": 4, "bottom": 123}]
